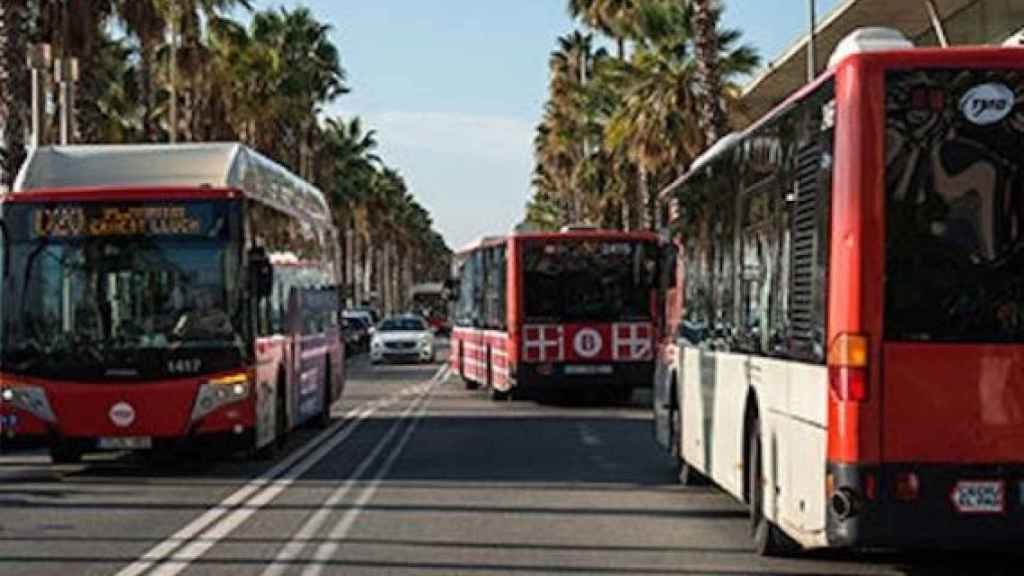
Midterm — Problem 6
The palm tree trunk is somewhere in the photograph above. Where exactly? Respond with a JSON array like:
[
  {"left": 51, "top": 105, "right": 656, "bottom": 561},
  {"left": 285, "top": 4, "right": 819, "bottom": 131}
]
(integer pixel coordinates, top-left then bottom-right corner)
[
  {"left": 363, "top": 234, "right": 375, "bottom": 308},
  {"left": 139, "top": 36, "right": 156, "bottom": 141},
  {"left": 345, "top": 226, "right": 355, "bottom": 307},
  {"left": 168, "top": 6, "right": 179, "bottom": 143},
  {"left": 692, "top": 0, "right": 726, "bottom": 145},
  {"left": 1, "top": 0, "right": 29, "bottom": 190}
]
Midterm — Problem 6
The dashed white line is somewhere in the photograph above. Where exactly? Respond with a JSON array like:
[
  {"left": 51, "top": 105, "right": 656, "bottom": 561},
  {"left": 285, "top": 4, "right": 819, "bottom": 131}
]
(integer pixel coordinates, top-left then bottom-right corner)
[
  {"left": 115, "top": 363, "right": 448, "bottom": 576},
  {"left": 303, "top": 380, "right": 435, "bottom": 576},
  {"left": 260, "top": 380, "right": 437, "bottom": 576}
]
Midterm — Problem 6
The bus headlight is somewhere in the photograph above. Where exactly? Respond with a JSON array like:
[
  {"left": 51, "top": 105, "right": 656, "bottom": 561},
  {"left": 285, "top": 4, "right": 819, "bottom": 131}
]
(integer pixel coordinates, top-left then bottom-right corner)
[
  {"left": 191, "top": 373, "right": 250, "bottom": 422},
  {"left": 1, "top": 385, "right": 56, "bottom": 423}
]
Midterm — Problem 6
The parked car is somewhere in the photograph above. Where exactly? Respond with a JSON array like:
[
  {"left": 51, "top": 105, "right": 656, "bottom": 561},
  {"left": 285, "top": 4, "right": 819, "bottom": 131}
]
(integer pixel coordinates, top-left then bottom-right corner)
[
  {"left": 370, "top": 315, "right": 436, "bottom": 364},
  {"left": 342, "top": 312, "right": 372, "bottom": 352}
]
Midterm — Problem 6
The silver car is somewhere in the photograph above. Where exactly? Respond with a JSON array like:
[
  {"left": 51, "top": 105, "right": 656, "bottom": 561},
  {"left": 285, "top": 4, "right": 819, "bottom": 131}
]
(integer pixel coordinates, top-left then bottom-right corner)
[{"left": 370, "top": 316, "right": 436, "bottom": 364}]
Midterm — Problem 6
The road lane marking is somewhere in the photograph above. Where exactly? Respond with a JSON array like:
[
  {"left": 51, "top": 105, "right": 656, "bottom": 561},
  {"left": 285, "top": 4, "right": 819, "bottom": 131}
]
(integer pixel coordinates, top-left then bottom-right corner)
[
  {"left": 260, "top": 378, "right": 440, "bottom": 576},
  {"left": 115, "top": 364, "right": 448, "bottom": 576},
  {"left": 303, "top": 380, "right": 436, "bottom": 576}
]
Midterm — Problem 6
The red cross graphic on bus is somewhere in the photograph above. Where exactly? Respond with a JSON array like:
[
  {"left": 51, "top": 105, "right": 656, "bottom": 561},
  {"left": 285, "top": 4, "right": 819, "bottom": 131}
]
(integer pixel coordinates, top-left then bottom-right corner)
[
  {"left": 613, "top": 323, "right": 652, "bottom": 361},
  {"left": 523, "top": 325, "right": 564, "bottom": 362}
]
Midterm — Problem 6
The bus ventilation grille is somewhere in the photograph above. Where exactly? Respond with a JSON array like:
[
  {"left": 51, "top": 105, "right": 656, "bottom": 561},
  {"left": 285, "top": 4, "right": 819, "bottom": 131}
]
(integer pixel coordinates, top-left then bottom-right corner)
[{"left": 788, "top": 140, "right": 821, "bottom": 342}]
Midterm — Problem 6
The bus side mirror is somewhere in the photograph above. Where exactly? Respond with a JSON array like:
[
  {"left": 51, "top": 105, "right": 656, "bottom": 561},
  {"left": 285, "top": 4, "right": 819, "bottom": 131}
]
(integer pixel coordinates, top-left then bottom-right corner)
[{"left": 249, "top": 247, "right": 273, "bottom": 297}]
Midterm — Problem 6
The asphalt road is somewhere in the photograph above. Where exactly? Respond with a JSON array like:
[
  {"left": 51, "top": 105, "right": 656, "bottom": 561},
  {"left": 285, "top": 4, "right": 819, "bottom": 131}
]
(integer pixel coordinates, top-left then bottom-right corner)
[{"left": 1, "top": 346, "right": 1019, "bottom": 576}]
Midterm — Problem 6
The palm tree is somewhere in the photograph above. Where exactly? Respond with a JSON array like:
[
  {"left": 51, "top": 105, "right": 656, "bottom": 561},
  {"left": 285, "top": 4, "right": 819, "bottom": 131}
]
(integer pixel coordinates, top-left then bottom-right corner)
[
  {"left": 606, "top": 1, "right": 758, "bottom": 226},
  {"left": 690, "top": 0, "right": 726, "bottom": 144},
  {"left": 317, "top": 116, "right": 380, "bottom": 304},
  {"left": 251, "top": 6, "right": 346, "bottom": 176},
  {"left": 116, "top": 0, "right": 164, "bottom": 140},
  {"left": 1, "top": 0, "right": 29, "bottom": 189},
  {"left": 153, "top": 0, "right": 251, "bottom": 142},
  {"left": 568, "top": 0, "right": 638, "bottom": 59}
]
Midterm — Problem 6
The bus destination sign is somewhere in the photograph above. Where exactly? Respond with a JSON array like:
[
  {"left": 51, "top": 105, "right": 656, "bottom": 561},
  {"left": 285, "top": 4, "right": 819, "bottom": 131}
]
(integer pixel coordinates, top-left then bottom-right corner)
[{"left": 31, "top": 204, "right": 214, "bottom": 239}]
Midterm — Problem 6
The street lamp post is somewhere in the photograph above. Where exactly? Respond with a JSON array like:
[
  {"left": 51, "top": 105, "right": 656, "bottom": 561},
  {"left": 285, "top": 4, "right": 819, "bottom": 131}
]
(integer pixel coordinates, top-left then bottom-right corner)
[
  {"left": 807, "top": 0, "right": 817, "bottom": 82},
  {"left": 27, "top": 43, "right": 51, "bottom": 148},
  {"left": 55, "top": 57, "right": 79, "bottom": 145}
]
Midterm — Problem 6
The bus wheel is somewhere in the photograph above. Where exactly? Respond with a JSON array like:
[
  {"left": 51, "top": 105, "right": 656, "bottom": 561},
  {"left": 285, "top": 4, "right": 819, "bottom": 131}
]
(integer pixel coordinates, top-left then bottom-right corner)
[
  {"left": 316, "top": 363, "right": 333, "bottom": 429},
  {"left": 748, "top": 418, "right": 798, "bottom": 556},
  {"left": 49, "top": 441, "right": 84, "bottom": 465},
  {"left": 255, "top": 383, "right": 287, "bottom": 460},
  {"left": 670, "top": 403, "right": 705, "bottom": 486},
  {"left": 463, "top": 377, "right": 479, "bottom": 391},
  {"left": 490, "top": 387, "right": 510, "bottom": 401}
]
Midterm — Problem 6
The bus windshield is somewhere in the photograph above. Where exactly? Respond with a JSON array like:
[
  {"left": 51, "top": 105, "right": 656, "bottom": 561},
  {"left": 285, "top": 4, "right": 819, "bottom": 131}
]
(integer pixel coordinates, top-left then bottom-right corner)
[
  {"left": 522, "top": 238, "right": 656, "bottom": 322},
  {"left": 0, "top": 201, "right": 246, "bottom": 380},
  {"left": 885, "top": 69, "right": 1024, "bottom": 343}
]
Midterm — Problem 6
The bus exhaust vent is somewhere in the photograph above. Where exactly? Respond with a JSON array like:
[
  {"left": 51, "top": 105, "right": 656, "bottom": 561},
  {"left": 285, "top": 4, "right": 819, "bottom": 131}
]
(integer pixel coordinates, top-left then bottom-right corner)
[
  {"left": 788, "top": 141, "right": 821, "bottom": 342},
  {"left": 828, "top": 27, "right": 914, "bottom": 69}
]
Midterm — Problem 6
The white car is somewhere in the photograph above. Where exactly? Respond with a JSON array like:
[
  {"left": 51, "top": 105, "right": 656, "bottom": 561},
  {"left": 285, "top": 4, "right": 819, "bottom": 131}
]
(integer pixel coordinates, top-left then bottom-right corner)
[{"left": 370, "top": 316, "right": 436, "bottom": 364}]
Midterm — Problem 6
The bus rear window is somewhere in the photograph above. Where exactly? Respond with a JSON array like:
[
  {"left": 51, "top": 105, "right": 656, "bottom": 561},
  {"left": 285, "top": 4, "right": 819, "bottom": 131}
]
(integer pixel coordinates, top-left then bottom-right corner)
[
  {"left": 884, "top": 69, "right": 1024, "bottom": 343},
  {"left": 522, "top": 239, "right": 656, "bottom": 322}
]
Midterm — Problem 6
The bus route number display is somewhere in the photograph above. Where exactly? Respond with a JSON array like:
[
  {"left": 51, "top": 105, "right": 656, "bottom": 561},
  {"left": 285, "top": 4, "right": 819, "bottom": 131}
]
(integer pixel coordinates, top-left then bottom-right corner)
[{"left": 32, "top": 205, "right": 207, "bottom": 238}]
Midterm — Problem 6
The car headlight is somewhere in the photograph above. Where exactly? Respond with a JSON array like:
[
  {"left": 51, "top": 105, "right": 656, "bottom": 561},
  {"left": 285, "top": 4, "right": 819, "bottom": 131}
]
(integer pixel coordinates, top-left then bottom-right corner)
[
  {"left": 191, "top": 373, "right": 250, "bottom": 422},
  {"left": 1, "top": 385, "right": 56, "bottom": 423}
]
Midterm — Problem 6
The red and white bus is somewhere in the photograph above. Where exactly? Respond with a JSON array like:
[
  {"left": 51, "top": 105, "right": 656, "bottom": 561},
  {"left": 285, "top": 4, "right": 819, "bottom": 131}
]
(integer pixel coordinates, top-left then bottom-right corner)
[
  {"left": 409, "top": 282, "right": 450, "bottom": 334},
  {"left": 653, "top": 29, "right": 1024, "bottom": 553},
  {"left": 0, "top": 144, "right": 344, "bottom": 463},
  {"left": 450, "top": 229, "right": 663, "bottom": 401}
]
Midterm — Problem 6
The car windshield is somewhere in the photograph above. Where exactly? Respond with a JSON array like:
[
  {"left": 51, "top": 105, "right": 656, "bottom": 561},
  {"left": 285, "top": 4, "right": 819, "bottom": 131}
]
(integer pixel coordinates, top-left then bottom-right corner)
[
  {"left": 378, "top": 318, "right": 426, "bottom": 332},
  {"left": 0, "top": 201, "right": 245, "bottom": 379}
]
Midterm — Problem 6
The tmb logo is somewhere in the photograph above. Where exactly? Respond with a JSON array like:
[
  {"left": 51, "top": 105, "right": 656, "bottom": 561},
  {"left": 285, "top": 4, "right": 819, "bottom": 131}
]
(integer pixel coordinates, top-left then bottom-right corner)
[
  {"left": 960, "top": 83, "right": 1015, "bottom": 125},
  {"left": 109, "top": 402, "right": 136, "bottom": 428}
]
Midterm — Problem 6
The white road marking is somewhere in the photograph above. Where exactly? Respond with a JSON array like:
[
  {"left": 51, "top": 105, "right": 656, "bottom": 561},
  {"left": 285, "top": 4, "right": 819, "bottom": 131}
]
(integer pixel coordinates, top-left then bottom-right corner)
[
  {"left": 115, "top": 363, "right": 448, "bottom": 576},
  {"left": 303, "top": 380, "right": 436, "bottom": 576},
  {"left": 260, "top": 380, "right": 438, "bottom": 576}
]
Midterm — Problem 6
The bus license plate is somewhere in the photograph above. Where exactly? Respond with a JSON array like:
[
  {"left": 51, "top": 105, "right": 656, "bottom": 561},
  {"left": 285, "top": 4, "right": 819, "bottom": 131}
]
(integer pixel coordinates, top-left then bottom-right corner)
[
  {"left": 98, "top": 436, "right": 152, "bottom": 450},
  {"left": 564, "top": 365, "right": 613, "bottom": 375},
  {"left": 951, "top": 480, "right": 1004, "bottom": 514}
]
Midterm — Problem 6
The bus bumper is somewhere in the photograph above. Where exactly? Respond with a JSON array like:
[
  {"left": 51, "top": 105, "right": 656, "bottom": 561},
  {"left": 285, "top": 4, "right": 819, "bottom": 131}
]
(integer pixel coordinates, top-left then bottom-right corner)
[
  {"left": 827, "top": 462, "right": 1024, "bottom": 549},
  {"left": 517, "top": 362, "right": 654, "bottom": 391}
]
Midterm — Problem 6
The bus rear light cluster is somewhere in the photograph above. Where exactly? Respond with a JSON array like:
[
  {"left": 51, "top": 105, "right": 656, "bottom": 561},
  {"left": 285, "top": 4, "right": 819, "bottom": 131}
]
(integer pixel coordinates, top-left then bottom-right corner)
[
  {"left": 0, "top": 385, "right": 56, "bottom": 423},
  {"left": 828, "top": 333, "right": 869, "bottom": 402}
]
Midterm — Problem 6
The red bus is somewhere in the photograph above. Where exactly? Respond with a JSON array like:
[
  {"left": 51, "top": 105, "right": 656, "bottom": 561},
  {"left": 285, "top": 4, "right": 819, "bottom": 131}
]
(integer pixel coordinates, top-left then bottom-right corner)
[
  {"left": 0, "top": 144, "right": 344, "bottom": 463},
  {"left": 450, "top": 229, "right": 664, "bottom": 401},
  {"left": 653, "top": 29, "right": 1024, "bottom": 553},
  {"left": 410, "top": 282, "right": 450, "bottom": 334}
]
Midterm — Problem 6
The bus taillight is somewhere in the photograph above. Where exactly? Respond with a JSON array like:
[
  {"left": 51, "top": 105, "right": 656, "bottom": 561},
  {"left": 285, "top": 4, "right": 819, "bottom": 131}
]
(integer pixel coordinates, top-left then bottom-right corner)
[{"left": 828, "top": 333, "right": 869, "bottom": 402}]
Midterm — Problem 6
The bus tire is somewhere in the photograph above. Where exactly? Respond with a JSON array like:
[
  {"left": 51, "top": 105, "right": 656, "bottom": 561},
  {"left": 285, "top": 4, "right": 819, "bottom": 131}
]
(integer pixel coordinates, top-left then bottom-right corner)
[
  {"left": 748, "top": 418, "right": 799, "bottom": 557},
  {"left": 255, "top": 380, "right": 287, "bottom": 460},
  {"left": 669, "top": 396, "right": 706, "bottom": 486},
  {"left": 490, "top": 387, "right": 510, "bottom": 401},
  {"left": 316, "top": 362, "right": 333, "bottom": 429},
  {"left": 463, "top": 376, "right": 480, "bottom": 390},
  {"left": 49, "top": 441, "right": 83, "bottom": 465}
]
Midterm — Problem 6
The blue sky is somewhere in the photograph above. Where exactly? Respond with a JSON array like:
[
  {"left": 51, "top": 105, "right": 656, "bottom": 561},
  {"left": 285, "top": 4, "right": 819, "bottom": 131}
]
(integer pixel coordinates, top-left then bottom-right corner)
[{"left": 246, "top": 1, "right": 843, "bottom": 249}]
